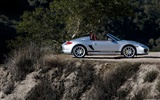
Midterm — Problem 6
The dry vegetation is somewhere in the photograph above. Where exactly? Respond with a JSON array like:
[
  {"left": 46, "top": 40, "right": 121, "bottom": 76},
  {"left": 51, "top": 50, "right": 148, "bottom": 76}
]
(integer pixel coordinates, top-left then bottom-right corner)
[{"left": 0, "top": 45, "right": 160, "bottom": 100}]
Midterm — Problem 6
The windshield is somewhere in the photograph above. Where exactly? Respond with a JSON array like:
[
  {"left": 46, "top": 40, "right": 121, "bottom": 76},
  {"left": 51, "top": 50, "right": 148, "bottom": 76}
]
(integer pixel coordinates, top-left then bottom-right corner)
[{"left": 107, "top": 34, "right": 120, "bottom": 41}]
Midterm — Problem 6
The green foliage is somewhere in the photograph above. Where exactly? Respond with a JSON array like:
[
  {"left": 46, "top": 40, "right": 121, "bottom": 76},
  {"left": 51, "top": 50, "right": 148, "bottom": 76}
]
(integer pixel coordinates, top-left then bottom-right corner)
[
  {"left": 0, "top": 15, "right": 17, "bottom": 28},
  {"left": 0, "top": 15, "right": 17, "bottom": 63},
  {"left": 50, "top": 0, "right": 132, "bottom": 37},
  {"left": 130, "top": 0, "right": 160, "bottom": 29},
  {"left": 99, "top": 0, "right": 160, "bottom": 50},
  {"left": 13, "top": 0, "right": 132, "bottom": 50},
  {"left": 14, "top": 7, "right": 66, "bottom": 50},
  {"left": 28, "top": 0, "right": 51, "bottom": 6},
  {"left": 12, "top": 0, "right": 160, "bottom": 51},
  {"left": 17, "top": 7, "right": 64, "bottom": 43},
  {"left": 3, "top": 0, "right": 160, "bottom": 53},
  {"left": 149, "top": 38, "right": 160, "bottom": 51}
]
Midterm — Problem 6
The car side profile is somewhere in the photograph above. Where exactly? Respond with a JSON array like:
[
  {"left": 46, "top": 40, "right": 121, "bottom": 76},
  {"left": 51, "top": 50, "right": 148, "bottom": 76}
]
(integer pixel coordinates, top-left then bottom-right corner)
[{"left": 62, "top": 33, "right": 149, "bottom": 58}]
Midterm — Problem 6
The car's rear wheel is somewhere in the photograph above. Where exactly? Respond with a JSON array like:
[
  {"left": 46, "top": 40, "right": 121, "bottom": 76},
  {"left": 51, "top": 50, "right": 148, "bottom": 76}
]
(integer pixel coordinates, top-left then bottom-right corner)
[
  {"left": 122, "top": 46, "right": 136, "bottom": 58},
  {"left": 72, "top": 45, "right": 86, "bottom": 58}
]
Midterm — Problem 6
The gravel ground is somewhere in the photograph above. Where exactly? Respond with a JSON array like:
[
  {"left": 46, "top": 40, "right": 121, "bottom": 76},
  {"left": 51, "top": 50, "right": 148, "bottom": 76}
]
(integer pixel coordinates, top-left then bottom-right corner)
[
  {"left": 57, "top": 52, "right": 160, "bottom": 63},
  {"left": 84, "top": 52, "right": 160, "bottom": 63}
]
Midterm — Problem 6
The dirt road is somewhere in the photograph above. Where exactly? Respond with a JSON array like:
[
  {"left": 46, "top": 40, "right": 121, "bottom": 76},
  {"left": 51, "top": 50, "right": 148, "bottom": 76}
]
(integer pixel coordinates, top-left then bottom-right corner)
[
  {"left": 84, "top": 52, "right": 160, "bottom": 63},
  {"left": 57, "top": 52, "right": 160, "bottom": 63}
]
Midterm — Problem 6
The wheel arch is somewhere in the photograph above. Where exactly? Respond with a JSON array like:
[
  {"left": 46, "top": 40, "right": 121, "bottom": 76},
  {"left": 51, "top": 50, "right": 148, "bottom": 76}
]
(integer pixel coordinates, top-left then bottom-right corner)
[
  {"left": 72, "top": 44, "right": 88, "bottom": 55},
  {"left": 121, "top": 44, "right": 137, "bottom": 55}
]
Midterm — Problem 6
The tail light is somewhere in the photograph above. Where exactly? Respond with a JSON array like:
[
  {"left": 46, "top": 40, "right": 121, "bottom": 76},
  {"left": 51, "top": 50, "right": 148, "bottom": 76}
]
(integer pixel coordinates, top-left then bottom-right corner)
[{"left": 65, "top": 41, "right": 72, "bottom": 45}]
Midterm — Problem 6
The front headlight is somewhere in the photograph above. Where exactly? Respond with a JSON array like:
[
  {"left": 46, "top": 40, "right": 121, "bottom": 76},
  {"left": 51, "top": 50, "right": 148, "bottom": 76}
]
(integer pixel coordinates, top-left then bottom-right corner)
[
  {"left": 137, "top": 42, "right": 148, "bottom": 48},
  {"left": 140, "top": 43, "right": 148, "bottom": 48}
]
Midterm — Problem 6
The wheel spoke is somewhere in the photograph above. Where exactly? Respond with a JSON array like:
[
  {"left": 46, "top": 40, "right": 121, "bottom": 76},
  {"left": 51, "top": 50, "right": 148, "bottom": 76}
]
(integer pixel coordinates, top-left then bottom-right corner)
[
  {"left": 73, "top": 46, "right": 86, "bottom": 58},
  {"left": 123, "top": 46, "right": 135, "bottom": 58}
]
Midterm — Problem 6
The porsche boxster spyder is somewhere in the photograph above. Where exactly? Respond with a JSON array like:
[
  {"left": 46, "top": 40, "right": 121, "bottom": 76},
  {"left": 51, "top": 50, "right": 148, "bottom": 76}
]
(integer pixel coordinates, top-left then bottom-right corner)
[{"left": 62, "top": 33, "right": 149, "bottom": 58}]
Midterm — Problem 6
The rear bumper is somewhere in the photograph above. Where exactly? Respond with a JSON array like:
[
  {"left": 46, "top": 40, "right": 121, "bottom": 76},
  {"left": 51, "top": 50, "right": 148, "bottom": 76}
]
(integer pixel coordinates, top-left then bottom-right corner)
[
  {"left": 62, "top": 44, "right": 74, "bottom": 54},
  {"left": 62, "top": 49, "right": 72, "bottom": 54}
]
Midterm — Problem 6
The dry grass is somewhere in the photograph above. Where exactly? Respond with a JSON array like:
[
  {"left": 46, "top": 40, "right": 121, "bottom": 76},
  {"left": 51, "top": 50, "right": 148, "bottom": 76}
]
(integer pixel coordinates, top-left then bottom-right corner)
[
  {"left": 22, "top": 58, "right": 95, "bottom": 100},
  {"left": 144, "top": 70, "right": 159, "bottom": 82},
  {"left": 3, "top": 45, "right": 158, "bottom": 99},
  {"left": 3, "top": 49, "right": 142, "bottom": 99},
  {"left": 26, "top": 74, "right": 56, "bottom": 100},
  {"left": 1, "top": 82, "right": 14, "bottom": 95},
  {"left": 5, "top": 44, "right": 54, "bottom": 81},
  {"left": 157, "top": 80, "right": 160, "bottom": 93},
  {"left": 93, "top": 62, "right": 141, "bottom": 100},
  {"left": 133, "top": 88, "right": 149, "bottom": 100}
]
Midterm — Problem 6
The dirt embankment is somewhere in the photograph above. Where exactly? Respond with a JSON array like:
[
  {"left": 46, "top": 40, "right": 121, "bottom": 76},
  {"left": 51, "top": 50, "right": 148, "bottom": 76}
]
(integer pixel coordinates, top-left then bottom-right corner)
[{"left": 0, "top": 55, "right": 160, "bottom": 100}]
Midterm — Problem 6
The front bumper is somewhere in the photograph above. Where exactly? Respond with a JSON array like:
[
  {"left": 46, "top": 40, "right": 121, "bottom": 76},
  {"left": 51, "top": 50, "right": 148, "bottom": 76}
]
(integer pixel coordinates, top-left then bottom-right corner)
[{"left": 136, "top": 46, "right": 149, "bottom": 55}]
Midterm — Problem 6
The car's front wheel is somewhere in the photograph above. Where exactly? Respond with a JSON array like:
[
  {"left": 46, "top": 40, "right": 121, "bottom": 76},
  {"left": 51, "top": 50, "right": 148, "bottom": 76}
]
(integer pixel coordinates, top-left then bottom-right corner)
[
  {"left": 72, "top": 45, "right": 86, "bottom": 58},
  {"left": 122, "top": 46, "right": 136, "bottom": 58}
]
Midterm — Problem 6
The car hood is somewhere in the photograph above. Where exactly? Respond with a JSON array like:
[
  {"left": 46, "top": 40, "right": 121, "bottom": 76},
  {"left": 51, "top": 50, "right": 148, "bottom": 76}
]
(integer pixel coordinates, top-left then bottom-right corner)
[
  {"left": 120, "top": 40, "right": 148, "bottom": 47},
  {"left": 120, "top": 40, "right": 139, "bottom": 44}
]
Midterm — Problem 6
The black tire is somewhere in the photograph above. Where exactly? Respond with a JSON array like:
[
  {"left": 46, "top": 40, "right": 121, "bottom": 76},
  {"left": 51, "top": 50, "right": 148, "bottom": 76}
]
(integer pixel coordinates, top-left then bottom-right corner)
[
  {"left": 122, "top": 46, "right": 136, "bottom": 58},
  {"left": 72, "top": 45, "right": 86, "bottom": 58}
]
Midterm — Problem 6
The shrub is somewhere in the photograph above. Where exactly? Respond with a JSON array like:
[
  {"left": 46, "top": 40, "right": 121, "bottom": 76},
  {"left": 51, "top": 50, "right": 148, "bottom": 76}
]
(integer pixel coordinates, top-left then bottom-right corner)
[
  {"left": 6, "top": 44, "right": 53, "bottom": 81},
  {"left": 134, "top": 88, "right": 148, "bottom": 100},
  {"left": 26, "top": 74, "right": 56, "bottom": 100},
  {"left": 2, "top": 82, "right": 14, "bottom": 95},
  {"left": 94, "top": 62, "right": 141, "bottom": 100},
  {"left": 149, "top": 38, "right": 160, "bottom": 51},
  {"left": 144, "top": 71, "right": 158, "bottom": 82},
  {"left": 117, "top": 89, "right": 130, "bottom": 99}
]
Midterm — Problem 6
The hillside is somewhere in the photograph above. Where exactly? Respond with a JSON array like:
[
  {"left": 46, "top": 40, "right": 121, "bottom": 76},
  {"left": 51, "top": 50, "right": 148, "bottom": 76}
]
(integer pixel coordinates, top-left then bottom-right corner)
[{"left": 0, "top": 46, "right": 160, "bottom": 100}]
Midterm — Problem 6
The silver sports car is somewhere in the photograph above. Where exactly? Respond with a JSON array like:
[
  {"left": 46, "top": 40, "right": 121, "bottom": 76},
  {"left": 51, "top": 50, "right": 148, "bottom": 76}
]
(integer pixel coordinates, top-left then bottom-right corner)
[{"left": 62, "top": 33, "right": 149, "bottom": 58}]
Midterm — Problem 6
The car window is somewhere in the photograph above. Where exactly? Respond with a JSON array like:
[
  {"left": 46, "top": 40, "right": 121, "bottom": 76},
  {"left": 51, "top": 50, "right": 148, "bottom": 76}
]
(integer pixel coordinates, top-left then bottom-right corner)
[{"left": 90, "top": 32, "right": 114, "bottom": 41}]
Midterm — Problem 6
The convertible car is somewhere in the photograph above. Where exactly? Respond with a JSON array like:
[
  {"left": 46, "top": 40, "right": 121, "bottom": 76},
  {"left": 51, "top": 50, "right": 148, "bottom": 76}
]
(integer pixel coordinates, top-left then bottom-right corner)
[{"left": 62, "top": 33, "right": 149, "bottom": 58}]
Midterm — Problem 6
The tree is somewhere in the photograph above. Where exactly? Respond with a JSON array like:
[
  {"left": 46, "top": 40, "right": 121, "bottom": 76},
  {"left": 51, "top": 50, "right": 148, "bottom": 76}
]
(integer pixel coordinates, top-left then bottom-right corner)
[
  {"left": 50, "top": 0, "right": 132, "bottom": 38},
  {"left": 5, "top": 0, "right": 160, "bottom": 53},
  {"left": 13, "top": 7, "right": 65, "bottom": 50},
  {"left": 99, "top": 0, "right": 160, "bottom": 46},
  {"left": 0, "top": 15, "right": 17, "bottom": 62},
  {"left": 14, "top": 0, "right": 132, "bottom": 50},
  {"left": 28, "top": 0, "right": 52, "bottom": 6}
]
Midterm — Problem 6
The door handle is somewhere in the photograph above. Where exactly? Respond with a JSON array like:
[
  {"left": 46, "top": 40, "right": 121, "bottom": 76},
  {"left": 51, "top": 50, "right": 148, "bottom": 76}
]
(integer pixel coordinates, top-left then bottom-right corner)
[{"left": 93, "top": 43, "right": 97, "bottom": 45}]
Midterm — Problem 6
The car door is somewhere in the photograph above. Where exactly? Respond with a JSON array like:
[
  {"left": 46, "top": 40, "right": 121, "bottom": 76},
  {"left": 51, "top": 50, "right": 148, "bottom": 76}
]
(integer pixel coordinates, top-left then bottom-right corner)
[{"left": 92, "top": 40, "right": 120, "bottom": 53}]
